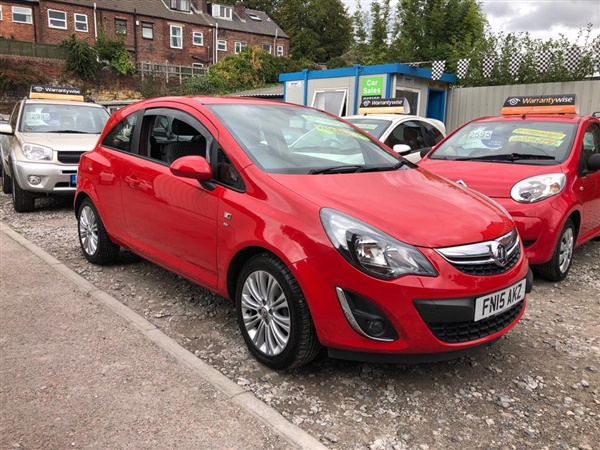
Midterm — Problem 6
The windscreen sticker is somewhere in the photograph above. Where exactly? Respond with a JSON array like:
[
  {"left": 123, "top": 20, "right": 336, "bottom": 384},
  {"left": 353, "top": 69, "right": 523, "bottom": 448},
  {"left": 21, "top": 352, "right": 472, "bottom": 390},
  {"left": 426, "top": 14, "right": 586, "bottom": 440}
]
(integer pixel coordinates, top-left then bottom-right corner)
[
  {"left": 303, "top": 115, "right": 344, "bottom": 127},
  {"left": 315, "top": 124, "right": 369, "bottom": 140},
  {"left": 26, "top": 112, "right": 51, "bottom": 121},
  {"left": 509, "top": 135, "right": 563, "bottom": 147},
  {"left": 353, "top": 123, "right": 379, "bottom": 130},
  {"left": 467, "top": 130, "right": 494, "bottom": 140},
  {"left": 512, "top": 128, "right": 566, "bottom": 140}
]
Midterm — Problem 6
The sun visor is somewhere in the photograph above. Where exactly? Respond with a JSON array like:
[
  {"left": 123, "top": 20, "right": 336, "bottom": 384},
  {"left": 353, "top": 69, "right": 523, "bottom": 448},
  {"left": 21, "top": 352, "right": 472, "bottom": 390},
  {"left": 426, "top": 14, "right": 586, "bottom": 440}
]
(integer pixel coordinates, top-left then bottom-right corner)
[
  {"left": 358, "top": 98, "right": 410, "bottom": 115},
  {"left": 501, "top": 94, "right": 578, "bottom": 115}
]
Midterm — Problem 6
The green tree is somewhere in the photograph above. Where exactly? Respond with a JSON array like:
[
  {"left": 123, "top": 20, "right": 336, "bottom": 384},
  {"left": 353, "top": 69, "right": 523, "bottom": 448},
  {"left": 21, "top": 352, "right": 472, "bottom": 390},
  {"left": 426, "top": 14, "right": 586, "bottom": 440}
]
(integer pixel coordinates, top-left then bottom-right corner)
[
  {"left": 390, "top": 0, "right": 488, "bottom": 66},
  {"left": 60, "top": 35, "right": 98, "bottom": 79},
  {"left": 365, "top": 0, "right": 392, "bottom": 65},
  {"left": 277, "top": 0, "right": 352, "bottom": 63}
]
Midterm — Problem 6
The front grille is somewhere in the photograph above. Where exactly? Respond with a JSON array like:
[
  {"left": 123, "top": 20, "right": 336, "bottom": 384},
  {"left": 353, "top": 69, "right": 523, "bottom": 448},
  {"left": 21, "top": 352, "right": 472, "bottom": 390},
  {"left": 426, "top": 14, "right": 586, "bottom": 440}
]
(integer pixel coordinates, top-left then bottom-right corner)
[
  {"left": 57, "top": 151, "right": 85, "bottom": 164},
  {"left": 452, "top": 246, "right": 521, "bottom": 276},
  {"left": 436, "top": 230, "right": 521, "bottom": 276},
  {"left": 426, "top": 301, "right": 524, "bottom": 343}
]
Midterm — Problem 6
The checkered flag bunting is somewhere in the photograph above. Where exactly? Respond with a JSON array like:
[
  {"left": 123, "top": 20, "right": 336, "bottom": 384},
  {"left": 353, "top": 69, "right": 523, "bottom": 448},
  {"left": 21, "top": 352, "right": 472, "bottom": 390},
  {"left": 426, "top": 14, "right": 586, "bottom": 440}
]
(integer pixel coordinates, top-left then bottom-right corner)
[
  {"left": 564, "top": 47, "right": 581, "bottom": 73},
  {"left": 593, "top": 42, "right": 600, "bottom": 72},
  {"left": 457, "top": 58, "right": 470, "bottom": 78},
  {"left": 431, "top": 60, "right": 446, "bottom": 80},
  {"left": 537, "top": 50, "right": 552, "bottom": 73},
  {"left": 509, "top": 54, "right": 523, "bottom": 76},
  {"left": 482, "top": 56, "right": 496, "bottom": 78}
]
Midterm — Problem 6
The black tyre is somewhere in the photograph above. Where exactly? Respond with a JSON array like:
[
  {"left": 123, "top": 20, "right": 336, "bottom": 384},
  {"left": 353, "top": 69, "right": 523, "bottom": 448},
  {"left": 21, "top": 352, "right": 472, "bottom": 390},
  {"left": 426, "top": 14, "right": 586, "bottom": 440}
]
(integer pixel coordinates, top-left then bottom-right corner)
[
  {"left": 77, "top": 198, "right": 120, "bottom": 264},
  {"left": 12, "top": 175, "right": 34, "bottom": 212},
  {"left": 2, "top": 167, "right": 12, "bottom": 194},
  {"left": 537, "top": 219, "right": 575, "bottom": 282},
  {"left": 236, "top": 253, "right": 321, "bottom": 370}
]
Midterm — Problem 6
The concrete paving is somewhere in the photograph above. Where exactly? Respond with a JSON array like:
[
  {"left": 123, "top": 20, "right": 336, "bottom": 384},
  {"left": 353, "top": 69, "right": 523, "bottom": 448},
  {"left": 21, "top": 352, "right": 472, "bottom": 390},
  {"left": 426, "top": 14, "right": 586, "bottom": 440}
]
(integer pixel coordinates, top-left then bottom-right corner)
[{"left": 0, "top": 222, "right": 327, "bottom": 450}]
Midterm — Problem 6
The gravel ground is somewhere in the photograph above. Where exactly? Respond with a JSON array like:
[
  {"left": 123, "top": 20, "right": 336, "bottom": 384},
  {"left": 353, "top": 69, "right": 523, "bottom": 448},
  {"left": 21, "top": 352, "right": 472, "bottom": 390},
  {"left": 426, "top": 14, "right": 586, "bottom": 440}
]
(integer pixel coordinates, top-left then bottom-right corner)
[{"left": 1, "top": 194, "right": 599, "bottom": 450}]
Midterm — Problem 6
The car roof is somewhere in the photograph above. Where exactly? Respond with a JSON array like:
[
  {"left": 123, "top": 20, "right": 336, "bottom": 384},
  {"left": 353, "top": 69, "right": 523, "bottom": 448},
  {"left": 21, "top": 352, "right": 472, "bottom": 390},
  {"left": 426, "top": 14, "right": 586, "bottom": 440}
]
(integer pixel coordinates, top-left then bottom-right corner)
[{"left": 344, "top": 114, "right": 426, "bottom": 122}]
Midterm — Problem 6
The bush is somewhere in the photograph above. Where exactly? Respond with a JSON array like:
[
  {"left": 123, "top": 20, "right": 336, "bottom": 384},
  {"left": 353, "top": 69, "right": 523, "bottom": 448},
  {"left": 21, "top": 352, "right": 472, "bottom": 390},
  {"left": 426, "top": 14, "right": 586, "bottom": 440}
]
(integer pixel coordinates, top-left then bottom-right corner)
[
  {"left": 95, "top": 27, "right": 136, "bottom": 76},
  {"left": 60, "top": 35, "right": 98, "bottom": 79}
]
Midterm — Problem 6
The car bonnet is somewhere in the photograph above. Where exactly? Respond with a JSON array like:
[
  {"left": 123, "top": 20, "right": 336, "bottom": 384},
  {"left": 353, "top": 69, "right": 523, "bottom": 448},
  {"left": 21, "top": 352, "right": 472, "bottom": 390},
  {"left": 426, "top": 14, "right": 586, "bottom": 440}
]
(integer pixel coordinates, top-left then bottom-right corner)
[
  {"left": 268, "top": 167, "right": 515, "bottom": 249},
  {"left": 420, "top": 159, "right": 568, "bottom": 198},
  {"left": 17, "top": 132, "right": 101, "bottom": 151}
]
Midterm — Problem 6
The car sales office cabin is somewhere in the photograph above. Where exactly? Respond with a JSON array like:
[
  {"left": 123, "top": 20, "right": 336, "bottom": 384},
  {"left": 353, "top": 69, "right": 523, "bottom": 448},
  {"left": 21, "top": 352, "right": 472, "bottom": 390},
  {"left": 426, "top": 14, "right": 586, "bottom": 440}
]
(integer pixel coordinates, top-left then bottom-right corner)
[{"left": 279, "top": 63, "right": 457, "bottom": 122}]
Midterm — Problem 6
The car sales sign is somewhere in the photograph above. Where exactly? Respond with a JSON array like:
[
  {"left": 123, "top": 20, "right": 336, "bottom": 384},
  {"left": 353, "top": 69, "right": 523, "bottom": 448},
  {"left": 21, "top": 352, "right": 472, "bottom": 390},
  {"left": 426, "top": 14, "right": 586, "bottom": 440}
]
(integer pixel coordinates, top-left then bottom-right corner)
[{"left": 361, "top": 76, "right": 383, "bottom": 97}]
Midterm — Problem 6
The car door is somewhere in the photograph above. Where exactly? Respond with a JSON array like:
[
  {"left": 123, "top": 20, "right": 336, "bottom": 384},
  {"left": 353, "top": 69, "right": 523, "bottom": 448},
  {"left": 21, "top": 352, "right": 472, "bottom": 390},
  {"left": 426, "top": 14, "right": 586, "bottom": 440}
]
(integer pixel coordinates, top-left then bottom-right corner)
[
  {"left": 577, "top": 121, "right": 600, "bottom": 240},
  {"left": 119, "top": 105, "right": 220, "bottom": 289}
]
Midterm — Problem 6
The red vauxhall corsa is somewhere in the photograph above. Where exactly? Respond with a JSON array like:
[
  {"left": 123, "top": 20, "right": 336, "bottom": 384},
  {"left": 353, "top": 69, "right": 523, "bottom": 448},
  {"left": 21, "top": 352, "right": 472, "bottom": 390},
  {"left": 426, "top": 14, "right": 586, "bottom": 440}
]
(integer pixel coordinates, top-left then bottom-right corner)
[
  {"left": 75, "top": 96, "right": 532, "bottom": 370},
  {"left": 420, "top": 95, "right": 600, "bottom": 282}
]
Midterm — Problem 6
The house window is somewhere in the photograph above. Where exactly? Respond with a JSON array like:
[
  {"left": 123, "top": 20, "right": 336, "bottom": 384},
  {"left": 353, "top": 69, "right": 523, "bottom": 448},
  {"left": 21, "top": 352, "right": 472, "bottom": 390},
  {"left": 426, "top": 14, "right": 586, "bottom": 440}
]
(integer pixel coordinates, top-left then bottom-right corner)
[
  {"left": 0, "top": 6, "right": 3, "bottom": 21},
  {"left": 170, "top": 25, "right": 183, "bottom": 49},
  {"left": 234, "top": 42, "right": 247, "bottom": 54},
  {"left": 261, "top": 44, "right": 272, "bottom": 54},
  {"left": 170, "top": 0, "right": 190, "bottom": 12},
  {"left": 312, "top": 89, "right": 348, "bottom": 116},
  {"left": 74, "top": 14, "right": 88, "bottom": 32},
  {"left": 277, "top": 45, "right": 284, "bottom": 57},
  {"left": 12, "top": 6, "right": 33, "bottom": 24},
  {"left": 115, "top": 19, "right": 127, "bottom": 35},
  {"left": 212, "top": 5, "right": 232, "bottom": 20},
  {"left": 48, "top": 9, "right": 67, "bottom": 29},
  {"left": 142, "top": 22, "right": 154, "bottom": 39},
  {"left": 193, "top": 32, "right": 203, "bottom": 46},
  {"left": 217, "top": 40, "right": 227, "bottom": 51}
]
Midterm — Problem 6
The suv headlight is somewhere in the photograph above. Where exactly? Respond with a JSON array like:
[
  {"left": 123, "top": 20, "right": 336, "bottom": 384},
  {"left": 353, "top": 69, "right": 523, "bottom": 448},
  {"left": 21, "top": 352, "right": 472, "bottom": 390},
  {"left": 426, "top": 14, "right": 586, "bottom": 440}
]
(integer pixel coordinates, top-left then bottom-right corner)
[
  {"left": 22, "top": 143, "right": 53, "bottom": 161},
  {"left": 510, "top": 173, "right": 566, "bottom": 203},
  {"left": 320, "top": 208, "right": 437, "bottom": 279}
]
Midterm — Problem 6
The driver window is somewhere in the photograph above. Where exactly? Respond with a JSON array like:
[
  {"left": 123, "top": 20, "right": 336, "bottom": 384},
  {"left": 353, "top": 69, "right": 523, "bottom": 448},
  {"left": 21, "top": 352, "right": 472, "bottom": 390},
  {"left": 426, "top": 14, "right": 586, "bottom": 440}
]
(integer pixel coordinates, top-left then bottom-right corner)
[{"left": 580, "top": 123, "right": 600, "bottom": 173}]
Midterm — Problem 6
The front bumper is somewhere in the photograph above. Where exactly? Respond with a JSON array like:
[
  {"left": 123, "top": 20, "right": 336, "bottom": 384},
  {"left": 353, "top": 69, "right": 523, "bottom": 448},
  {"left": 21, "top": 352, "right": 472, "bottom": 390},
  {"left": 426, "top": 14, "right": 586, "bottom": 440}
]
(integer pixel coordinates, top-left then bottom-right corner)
[
  {"left": 494, "top": 196, "right": 569, "bottom": 264},
  {"left": 13, "top": 160, "right": 78, "bottom": 195},
  {"left": 293, "top": 246, "right": 531, "bottom": 361}
]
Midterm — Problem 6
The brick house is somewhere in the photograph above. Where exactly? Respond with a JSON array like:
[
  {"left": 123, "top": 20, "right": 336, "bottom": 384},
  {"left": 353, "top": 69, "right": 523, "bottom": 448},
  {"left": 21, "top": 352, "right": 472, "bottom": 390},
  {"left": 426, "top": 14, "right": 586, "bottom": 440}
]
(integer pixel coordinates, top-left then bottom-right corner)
[{"left": 0, "top": 0, "right": 289, "bottom": 67}]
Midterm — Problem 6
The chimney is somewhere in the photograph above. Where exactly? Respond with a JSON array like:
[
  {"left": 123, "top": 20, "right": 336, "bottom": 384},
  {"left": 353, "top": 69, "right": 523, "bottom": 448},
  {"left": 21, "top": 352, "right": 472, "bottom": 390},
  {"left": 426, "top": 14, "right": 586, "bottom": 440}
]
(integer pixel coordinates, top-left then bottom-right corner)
[
  {"left": 191, "top": 0, "right": 208, "bottom": 13},
  {"left": 234, "top": 1, "right": 246, "bottom": 18}
]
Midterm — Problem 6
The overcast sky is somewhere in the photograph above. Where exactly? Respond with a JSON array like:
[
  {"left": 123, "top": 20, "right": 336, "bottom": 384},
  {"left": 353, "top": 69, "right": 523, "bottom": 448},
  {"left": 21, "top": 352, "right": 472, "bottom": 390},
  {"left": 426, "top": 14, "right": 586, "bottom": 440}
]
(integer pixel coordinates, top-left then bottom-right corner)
[{"left": 341, "top": 0, "right": 600, "bottom": 45}]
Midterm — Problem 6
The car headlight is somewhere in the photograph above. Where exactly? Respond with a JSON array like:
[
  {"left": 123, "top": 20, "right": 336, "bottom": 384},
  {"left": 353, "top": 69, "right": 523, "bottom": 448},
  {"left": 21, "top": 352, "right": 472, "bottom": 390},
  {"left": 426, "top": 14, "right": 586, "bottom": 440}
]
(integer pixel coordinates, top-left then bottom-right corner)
[
  {"left": 22, "top": 143, "right": 53, "bottom": 161},
  {"left": 510, "top": 173, "right": 566, "bottom": 203},
  {"left": 320, "top": 208, "right": 437, "bottom": 279}
]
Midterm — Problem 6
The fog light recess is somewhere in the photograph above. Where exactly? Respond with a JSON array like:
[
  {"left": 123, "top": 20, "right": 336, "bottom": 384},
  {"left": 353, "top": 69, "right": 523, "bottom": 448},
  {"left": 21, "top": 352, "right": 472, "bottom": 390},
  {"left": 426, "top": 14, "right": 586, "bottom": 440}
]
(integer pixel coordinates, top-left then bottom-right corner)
[
  {"left": 28, "top": 175, "right": 42, "bottom": 185},
  {"left": 335, "top": 287, "right": 399, "bottom": 341}
]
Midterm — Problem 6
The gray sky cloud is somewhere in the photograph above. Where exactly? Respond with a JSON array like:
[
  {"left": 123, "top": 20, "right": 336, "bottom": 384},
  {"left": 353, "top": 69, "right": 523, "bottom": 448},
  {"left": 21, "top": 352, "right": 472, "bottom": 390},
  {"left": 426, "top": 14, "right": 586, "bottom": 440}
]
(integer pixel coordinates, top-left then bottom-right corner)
[{"left": 341, "top": 0, "right": 599, "bottom": 43}]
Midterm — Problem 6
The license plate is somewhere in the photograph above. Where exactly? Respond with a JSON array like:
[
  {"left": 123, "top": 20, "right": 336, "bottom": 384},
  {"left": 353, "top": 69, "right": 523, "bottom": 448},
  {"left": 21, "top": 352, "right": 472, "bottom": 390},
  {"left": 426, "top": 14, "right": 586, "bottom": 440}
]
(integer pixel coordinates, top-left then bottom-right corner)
[
  {"left": 70, "top": 174, "right": 77, "bottom": 185},
  {"left": 474, "top": 279, "right": 526, "bottom": 322}
]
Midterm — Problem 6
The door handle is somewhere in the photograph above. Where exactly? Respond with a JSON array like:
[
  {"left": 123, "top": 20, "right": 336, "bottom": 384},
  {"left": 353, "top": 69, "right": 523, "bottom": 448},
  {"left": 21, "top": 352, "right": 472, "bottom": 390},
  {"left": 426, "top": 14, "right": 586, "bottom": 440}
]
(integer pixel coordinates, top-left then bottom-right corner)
[{"left": 125, "top": 175, "right": 140, "bottom": 187}]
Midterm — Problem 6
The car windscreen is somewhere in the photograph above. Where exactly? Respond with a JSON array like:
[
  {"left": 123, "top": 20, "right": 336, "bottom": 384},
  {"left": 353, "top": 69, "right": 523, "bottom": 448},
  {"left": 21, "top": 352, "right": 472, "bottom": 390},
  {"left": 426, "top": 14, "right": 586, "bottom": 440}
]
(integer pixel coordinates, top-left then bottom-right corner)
[
  {"left": 20, "top": 103, "right": 110, "bottom": 134},
  {"left": 208, "top": 104, "right": 403, "bottom": 174},
  {"left": 344, "top": 118, "right": 392, "bottom": 139},
  {"left": 428, "top": 120, "right": 577, "bottom": 164}
]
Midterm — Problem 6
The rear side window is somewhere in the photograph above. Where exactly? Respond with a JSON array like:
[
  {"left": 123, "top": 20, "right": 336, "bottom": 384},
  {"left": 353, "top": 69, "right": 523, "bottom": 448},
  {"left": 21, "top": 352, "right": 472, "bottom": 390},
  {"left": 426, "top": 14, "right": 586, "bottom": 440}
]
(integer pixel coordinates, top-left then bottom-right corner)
[
  {"left": 102, "top": 114, "right": 137, "bottom": 152},
  {"left": 422, "top": 121, "right": 444, "bottom": 146}
]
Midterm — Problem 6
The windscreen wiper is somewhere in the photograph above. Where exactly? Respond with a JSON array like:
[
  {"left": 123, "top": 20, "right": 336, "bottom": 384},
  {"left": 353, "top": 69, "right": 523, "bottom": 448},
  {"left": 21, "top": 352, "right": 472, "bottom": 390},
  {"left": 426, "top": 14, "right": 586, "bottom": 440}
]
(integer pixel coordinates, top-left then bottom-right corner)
[
  {"left": 455, "top": 153, "right": 556, "bottom": 162},
  {"left": 47, "top": 130, "right": 91, "bottom": 134},
  {"left": 309, "top": 165, "right": 366, "bottom": 174},
  {"left": 357, "top": 161, "right": 408, "bottom": 172}
]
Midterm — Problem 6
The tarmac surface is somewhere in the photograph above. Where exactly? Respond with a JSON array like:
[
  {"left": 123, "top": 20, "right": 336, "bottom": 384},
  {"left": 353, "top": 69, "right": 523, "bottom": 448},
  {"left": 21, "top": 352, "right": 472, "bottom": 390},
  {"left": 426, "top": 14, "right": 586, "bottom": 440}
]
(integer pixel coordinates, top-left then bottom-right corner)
[{"left": 0, "top": 222, "right": 327, "bottom": 450}]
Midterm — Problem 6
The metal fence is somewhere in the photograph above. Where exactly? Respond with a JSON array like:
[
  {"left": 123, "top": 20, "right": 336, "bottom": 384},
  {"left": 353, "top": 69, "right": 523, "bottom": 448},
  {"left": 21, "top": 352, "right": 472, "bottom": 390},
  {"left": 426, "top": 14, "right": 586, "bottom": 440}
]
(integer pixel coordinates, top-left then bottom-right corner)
[
  {"left": 446, "top": 80, "right": 600, "bottom": 132},
  {"left": 136, "top": 61, "right": 208, "bottom": 84},
  {"left": 0, "top": 40, "right": 67, "bottom": 60}
]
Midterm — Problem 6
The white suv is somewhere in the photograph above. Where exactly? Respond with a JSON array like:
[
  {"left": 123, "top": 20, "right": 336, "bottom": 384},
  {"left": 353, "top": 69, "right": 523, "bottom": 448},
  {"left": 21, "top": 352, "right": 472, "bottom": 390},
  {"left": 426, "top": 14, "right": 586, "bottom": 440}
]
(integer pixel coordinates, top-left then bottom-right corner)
[{"left": 0, "top": 86, "right": 110, "bottom": 212}]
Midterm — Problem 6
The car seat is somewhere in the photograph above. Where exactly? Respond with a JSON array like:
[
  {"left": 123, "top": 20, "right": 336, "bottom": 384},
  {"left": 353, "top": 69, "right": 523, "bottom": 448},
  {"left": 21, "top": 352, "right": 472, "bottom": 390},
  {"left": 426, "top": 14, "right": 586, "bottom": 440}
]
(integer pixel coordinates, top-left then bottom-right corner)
[
  {"left": 162, "top": 120, "right": 206, "bottom": 164},
  {"left": 403, "top": 127, "right": 420, "bottom": 150}
]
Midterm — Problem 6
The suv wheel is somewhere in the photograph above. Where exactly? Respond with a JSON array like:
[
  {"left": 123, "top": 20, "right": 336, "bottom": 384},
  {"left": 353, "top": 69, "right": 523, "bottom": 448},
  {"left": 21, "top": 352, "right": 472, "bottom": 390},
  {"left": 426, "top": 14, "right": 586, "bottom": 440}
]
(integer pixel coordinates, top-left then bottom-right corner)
[
  {"left": 2, "top": 167, "right": 12, "bottom": 194},
  {"left": 12, "top": 175, "right": 34, "bottom": 212},
  {"left": 77, "top": 198, "right": 120, "bottom": 264}
]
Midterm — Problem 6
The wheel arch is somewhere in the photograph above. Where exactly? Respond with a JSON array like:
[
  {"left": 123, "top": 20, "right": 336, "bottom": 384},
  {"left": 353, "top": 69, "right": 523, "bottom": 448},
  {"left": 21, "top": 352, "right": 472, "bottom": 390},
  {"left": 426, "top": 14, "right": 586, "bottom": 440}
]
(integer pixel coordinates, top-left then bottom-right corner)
[{"left": 226, "top": 246, "right": 275, "bottom": 301}]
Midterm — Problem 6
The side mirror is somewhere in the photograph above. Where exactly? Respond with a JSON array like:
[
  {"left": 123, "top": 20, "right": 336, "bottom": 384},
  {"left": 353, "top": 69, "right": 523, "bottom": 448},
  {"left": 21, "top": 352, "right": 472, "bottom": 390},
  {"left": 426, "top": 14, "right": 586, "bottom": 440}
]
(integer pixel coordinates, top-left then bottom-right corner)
[
  {"left": 0, "top": 123, "right": 14, "bottom": 135},
  {"left": 392, "top": 144, "right": 412, "bottom": 155},
  {"left": 170, "top": 155, "right": 213, "bottom": 181},
  {"left": 593, "top": 112, "right": 600, "bottom": 118},
  {"left": 587, "top": 153, "right": 600, "bottom": 172}
]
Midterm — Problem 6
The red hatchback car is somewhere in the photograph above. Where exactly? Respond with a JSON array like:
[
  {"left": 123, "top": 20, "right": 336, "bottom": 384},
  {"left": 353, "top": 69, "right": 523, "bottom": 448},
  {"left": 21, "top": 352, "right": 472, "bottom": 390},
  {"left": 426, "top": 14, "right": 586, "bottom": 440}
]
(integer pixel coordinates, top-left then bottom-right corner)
[
  {"left": 75, "top": 96, "right": 532, "bottom": 369},
  {"left": 420, "top": 95, "right": 600, "bottom": 281}
]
